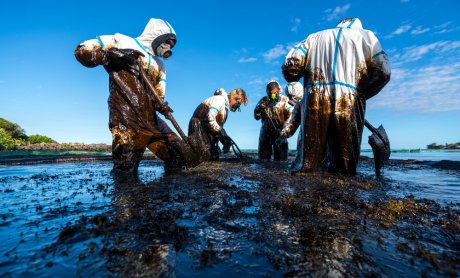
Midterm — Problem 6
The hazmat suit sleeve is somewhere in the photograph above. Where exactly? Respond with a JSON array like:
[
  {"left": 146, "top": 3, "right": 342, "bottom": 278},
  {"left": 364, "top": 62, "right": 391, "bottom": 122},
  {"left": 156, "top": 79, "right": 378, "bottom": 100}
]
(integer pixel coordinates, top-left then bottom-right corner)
[
  {"left": 360, "top": 31, "right": 391, "bottom": 100},
  {"left": 283, "top": 102, "right": 294, "bottom": 125},
  {"left": 282, "top": 38, "right": 310, "bottom": 82},
  {"left": 280, "top": 101, "right": 301, "bottom": 138},
  {"left": 206, "top": 97, "right": 226, "bottom": 135},
  {"left": 74, "top": 35, "right": 119, "bottom": 68},
  {"left": 254, "top": 97, "right": 269, "bottom": 121}
]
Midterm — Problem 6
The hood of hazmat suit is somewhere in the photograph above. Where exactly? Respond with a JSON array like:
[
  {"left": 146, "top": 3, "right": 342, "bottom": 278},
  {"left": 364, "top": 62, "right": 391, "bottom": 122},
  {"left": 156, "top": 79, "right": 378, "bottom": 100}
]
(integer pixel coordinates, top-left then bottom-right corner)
[
  {"left": 281, "top": 17, "right": 391, "bottom": 175},
  {"left": 74, "top": 18, "right": 197, "bottom": 173},
  {"left": 285, "top": 82, "right": 304, "bottom": 103}
]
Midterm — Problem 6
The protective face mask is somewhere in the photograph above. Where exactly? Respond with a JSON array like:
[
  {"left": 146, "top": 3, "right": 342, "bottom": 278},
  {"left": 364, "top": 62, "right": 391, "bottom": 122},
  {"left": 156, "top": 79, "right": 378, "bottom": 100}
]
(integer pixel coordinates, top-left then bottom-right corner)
[
  {"left": 155, "top": 42, "right": 173, "bottom": 59},
  {"left": 270, "top": 93, "right": 280, "bottom": 102},
  {"left": 230, "top": 103, "right": 241, "bottom": 112}
]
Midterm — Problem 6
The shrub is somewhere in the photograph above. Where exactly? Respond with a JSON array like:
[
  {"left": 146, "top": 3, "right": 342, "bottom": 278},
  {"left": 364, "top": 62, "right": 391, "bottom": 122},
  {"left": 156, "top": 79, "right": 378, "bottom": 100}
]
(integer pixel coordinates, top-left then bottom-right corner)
[
  {"left": 0, "top": 128, "right": 17, "bottom": 150},
  {"left": 28, "top": 134, "right": 58, "bottom": 144}
]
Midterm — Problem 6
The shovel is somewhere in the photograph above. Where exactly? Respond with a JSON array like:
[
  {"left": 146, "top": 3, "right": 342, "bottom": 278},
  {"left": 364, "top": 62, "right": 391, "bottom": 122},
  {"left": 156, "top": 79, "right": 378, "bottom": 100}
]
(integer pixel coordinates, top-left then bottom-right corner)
[
  {"left": 221, "top": 129, "right": 245, "bottom": 159},
  {"left": 137, "top": 60, "right": 189, "bottom": 144},
  {"left": 365, "top": 120, "right": 390, "bottom": 176}
]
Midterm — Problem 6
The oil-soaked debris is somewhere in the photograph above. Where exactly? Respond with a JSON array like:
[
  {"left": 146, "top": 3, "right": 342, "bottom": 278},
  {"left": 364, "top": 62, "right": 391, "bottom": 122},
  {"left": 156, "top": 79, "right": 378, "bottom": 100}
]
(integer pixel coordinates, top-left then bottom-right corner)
[{"left": 0, "top": 155, "right": 459, "bottom": 276}]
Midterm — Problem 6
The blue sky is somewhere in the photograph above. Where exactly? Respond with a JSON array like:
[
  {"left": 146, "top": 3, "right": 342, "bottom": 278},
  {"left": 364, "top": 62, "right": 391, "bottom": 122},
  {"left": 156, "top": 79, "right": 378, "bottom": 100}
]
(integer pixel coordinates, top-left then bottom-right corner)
[{"left": 0, "top": 0, "right": 459, "bottom": 149}]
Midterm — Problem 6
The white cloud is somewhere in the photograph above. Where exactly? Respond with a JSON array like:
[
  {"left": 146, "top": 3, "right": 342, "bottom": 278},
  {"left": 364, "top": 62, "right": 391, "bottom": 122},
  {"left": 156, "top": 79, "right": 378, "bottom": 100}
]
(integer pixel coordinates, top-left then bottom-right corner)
[
  {"left": 248, "top": 78, "right": 263, "bottom": 85},
  {"left": 238, "top": 57, "right": 257, "bottom": 63},
  {"left": 392, "top": 41, "right": 460, "bottom": 64},
  {"left": 431, "top": 21, "right": 460, "bottom": 34},
  {"left": 411, "top": 26, "right": 430, "bottom": 35},
  {"left": 370, "top": 41, "right": 460, "bottom": 112},
  {"left": 324, "top": 4, "right": 351, "bottom": 22},
  {"left": 435, "top": 26, "right": 460, "bottom": 34},
  {"left": 291, "top": 18, "right": 301, "bottom": 32},
  {"left": 435, "top": 22, "right": 452, "bottom": 29},
  {"left": 385, "top": 24, "right": 412, "bottom": 38},
  {"left": 262, "top": 44, "right": 289, "bottom": 63},
  {"left": 394, "top": 25, "right": 412, "bottom": 35},
  {"left": 369, "top": 62, "right": 460, "bottom": 112}
]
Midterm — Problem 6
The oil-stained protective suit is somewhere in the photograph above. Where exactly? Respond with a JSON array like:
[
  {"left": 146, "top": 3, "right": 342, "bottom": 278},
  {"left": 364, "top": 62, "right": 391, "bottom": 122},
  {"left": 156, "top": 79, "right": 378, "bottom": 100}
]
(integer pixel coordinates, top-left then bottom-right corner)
[
  {"left": 254, "top": 81, "right": 293, "bottom": 161},
  {"left": 285, "top": 82, "right": 304, "bottom": 105},
  {"left": 75, "top": 18, "right": 189, "bottom": 172},
  {"left": 284, "top": 81, "right": 304, "bottom": 120},
  {"left": 281, "top": 18, "right": 390, "bottom": 175},
  {"left": 188, "top": 90, "right": 232, "bottom": 161}
]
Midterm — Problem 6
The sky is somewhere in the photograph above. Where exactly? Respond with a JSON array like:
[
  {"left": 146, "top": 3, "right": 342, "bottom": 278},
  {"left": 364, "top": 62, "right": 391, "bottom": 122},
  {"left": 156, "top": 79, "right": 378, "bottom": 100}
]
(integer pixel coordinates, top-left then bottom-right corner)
[{"left": 0, "top": 0, "right": 459, "bottom": 150}]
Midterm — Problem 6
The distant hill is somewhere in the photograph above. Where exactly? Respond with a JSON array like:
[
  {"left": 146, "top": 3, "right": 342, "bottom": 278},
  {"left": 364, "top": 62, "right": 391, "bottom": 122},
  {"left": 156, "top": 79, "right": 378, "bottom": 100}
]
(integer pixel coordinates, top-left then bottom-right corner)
[{"left": 427, "top": 142, "right": 460, "bottom": 150}]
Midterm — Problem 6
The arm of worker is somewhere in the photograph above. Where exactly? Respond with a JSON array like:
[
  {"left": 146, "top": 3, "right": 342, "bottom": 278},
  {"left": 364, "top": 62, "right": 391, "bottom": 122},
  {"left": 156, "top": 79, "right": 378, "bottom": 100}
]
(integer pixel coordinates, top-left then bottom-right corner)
[
  {"left": 361, "top": 32, "right": 391, "bottom": 100},
  {"left": 206, "top": 97, "right": 226, "bottom": 136},
  {"left": 74, "top": 35, "right": 143, "bottom": 68},
  {"left": 254, "top": 97, "right": 269, "bottom": 121},
  {"left": 280, "top": 101, "right": 302, "bottom": 138}
]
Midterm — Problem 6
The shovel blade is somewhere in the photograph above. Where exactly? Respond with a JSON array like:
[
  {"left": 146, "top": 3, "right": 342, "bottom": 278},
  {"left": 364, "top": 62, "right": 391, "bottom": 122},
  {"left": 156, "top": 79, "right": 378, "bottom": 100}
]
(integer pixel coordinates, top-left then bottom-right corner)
[
  {"left": 376, "top": 125, "right": 391, "bottom": 160},
  {"left": 368, "top": 125, "right": 391, "bottom": 176}
]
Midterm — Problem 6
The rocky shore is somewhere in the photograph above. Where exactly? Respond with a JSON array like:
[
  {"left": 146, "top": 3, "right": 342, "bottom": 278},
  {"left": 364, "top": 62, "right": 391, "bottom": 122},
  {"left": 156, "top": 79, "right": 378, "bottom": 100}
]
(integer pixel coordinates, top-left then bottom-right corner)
[
  {"left": 7, "top": 143, "right": 112, "bottom": 152},
  {"left": 427, "top": 142, "right": 460, "bottom": 150}
]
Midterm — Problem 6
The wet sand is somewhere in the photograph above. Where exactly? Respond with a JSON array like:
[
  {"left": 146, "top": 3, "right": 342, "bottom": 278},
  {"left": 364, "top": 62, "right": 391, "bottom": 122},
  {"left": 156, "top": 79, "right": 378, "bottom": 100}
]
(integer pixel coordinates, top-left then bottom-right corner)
[{"left": 0, "top": 154, "right": 459, "bottom": 276}]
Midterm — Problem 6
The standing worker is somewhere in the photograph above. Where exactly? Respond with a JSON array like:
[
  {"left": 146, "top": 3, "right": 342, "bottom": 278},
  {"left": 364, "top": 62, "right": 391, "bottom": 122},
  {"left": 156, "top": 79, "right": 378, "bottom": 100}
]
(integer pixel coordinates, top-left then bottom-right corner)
[
  {"left": 279, "top": 18, "right": 390, "bottom": 175},
  {"left": 284, "top": 81, "right": 304, "bottom": 107},
  {"left": 254, "top": 81, "right": 293, "bottom": 161},
  {"left": 75, "top": 18, "right": 196, "bottom": 173},
  {"left": 188, "top": 88, "right": 248, "bottom": 161}
]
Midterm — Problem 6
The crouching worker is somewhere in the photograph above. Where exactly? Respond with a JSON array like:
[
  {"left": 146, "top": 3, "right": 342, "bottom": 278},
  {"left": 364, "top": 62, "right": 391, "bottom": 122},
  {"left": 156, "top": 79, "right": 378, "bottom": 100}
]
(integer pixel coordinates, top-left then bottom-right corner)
[
  {"left": 75, "top": 18, "right": 198, "bottom": 173},
  {"left": 254, "top": 81, "right": 293, "bottom": 161},
  {"left": 188, "top": 88, "right": 248, "bottom": 161}
]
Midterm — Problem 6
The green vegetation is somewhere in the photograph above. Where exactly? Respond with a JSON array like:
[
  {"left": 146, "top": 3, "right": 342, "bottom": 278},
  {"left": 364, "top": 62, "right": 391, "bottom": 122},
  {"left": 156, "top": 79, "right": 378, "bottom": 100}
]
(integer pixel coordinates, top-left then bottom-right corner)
[
  {"left": 427, "top": 142, "right": 460, "bottom": 150},
  {"left": 0, "top": 128, "right": 21, "bottom": 150},
  {"left": 0, "top": 118, "right": 58, "bottom": 150},
  {"left": 28, "top": 134, "right": 57, "bottom": 144},
  {"left": 0, "top": 118, "right": 28, "bottom": 140}
]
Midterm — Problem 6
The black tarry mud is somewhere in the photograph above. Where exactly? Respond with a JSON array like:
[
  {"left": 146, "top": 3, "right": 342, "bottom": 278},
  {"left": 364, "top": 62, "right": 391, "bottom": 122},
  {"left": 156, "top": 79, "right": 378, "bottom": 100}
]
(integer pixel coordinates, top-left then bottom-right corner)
[{"left": 0, "top": 156, "right": 459, "bottom": 276}]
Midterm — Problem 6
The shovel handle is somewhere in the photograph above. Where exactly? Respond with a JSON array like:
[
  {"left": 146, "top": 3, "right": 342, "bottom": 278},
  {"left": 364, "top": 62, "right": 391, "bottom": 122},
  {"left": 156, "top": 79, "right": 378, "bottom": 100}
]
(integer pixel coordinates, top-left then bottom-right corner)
[
  {"left": 137, "top": 60, "right": 189, "bottom": 143},
  {"left": 364, "top": 120, "right": 378, "bottom": 134}
]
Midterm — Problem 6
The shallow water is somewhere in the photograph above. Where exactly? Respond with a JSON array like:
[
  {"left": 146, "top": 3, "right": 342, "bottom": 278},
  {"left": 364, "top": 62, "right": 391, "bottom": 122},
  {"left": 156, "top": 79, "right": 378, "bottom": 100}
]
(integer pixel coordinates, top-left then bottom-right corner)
[
  {"left": 361, "top": 149, "right": 460, "bottom": 161},
  {"left": 0, "top": 158, "right": 458, "bottom": 276}
]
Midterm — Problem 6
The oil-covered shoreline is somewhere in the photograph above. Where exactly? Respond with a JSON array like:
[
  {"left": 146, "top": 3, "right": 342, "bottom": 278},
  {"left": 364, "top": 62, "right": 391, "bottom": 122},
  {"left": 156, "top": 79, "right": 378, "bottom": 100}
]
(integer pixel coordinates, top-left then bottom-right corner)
[{"left": 0, "top": 154, "right": 459, "bottom": 276}]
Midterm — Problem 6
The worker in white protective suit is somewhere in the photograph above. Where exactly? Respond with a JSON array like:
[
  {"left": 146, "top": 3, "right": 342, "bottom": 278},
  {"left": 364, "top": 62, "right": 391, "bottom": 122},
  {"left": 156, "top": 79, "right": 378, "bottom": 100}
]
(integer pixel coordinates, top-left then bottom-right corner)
[
  {"left": 254, "top": 81, "right": 292, "bottom": 161},
  {"left": 285, "top": 82, "right": 304, "bottom": 106},
  {"left": 188, "top": 88, "right": 248, "bottom": 161},
  {"left": 283, "top": 81, "right": 304, "bottom": 124},
  {"left": 75, "top": 18, "right": 197, "bottom": 173},
  {"left": 279, "top": 18, "right": 390, "bottom": 175}
]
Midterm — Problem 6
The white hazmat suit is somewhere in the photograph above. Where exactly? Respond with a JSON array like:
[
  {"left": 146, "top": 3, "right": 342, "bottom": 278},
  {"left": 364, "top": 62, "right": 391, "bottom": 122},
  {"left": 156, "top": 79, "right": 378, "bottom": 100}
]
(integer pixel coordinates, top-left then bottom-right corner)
[{"left": 280, "top": 18, "right": 390, "bottom": 175}]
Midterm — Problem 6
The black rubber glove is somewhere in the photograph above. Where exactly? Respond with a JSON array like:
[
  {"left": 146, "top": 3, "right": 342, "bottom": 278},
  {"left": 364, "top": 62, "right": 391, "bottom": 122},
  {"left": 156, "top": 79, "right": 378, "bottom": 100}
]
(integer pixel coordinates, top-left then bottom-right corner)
[
  {"left": 155, "top": 101, "right": 173, "bottom": 116},
  {"left": 105, "top": 48, "right": 145, "bottom": 67},
  {"left": 275, "top": 134, "right": 287, "bottom": 147},
  {"left": 220, "top": 135, "right": 232, "bottom": 153}
]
